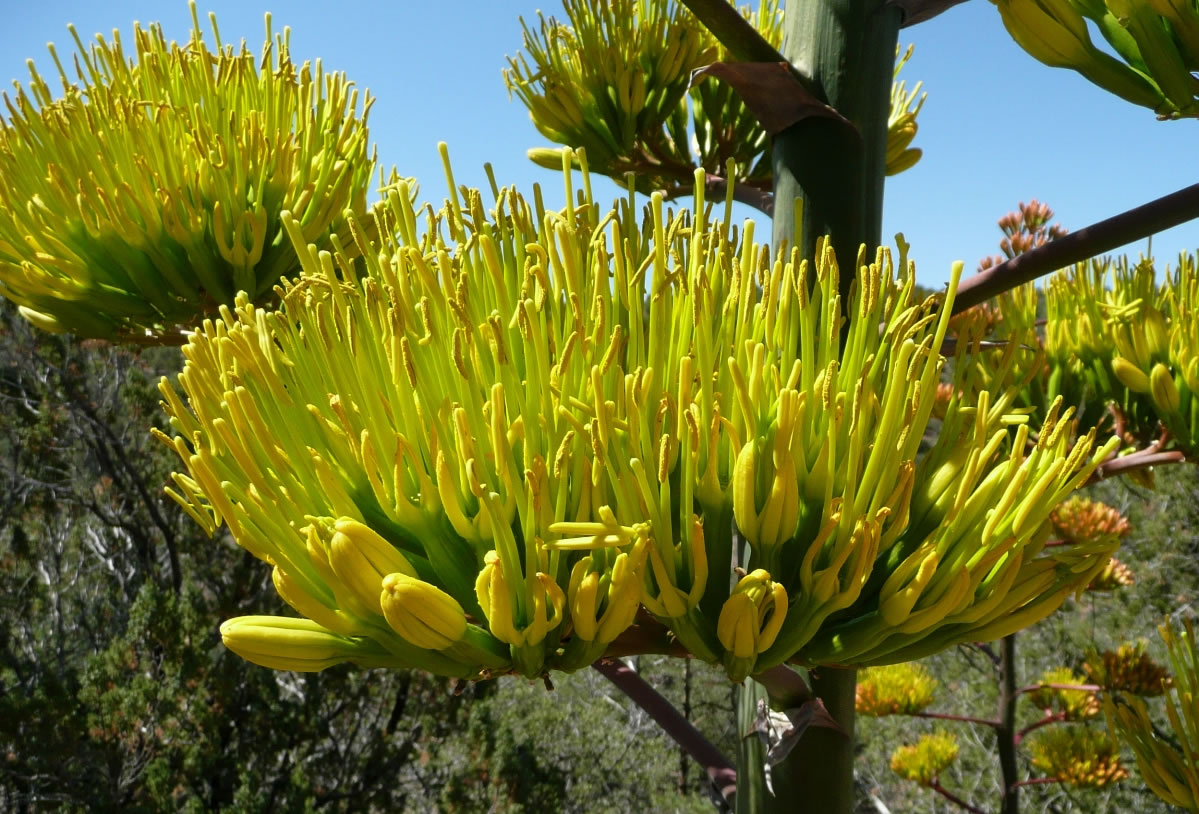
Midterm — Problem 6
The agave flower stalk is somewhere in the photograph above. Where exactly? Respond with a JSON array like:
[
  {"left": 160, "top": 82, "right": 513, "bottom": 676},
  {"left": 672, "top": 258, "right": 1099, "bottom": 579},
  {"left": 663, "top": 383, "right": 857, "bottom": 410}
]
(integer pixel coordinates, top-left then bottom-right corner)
[
  {"left": 0, "top": 2, "right": 374, "bottom": 342},
  {"left": 158, "top": 147, "right": 1119, "bottom": 682}
]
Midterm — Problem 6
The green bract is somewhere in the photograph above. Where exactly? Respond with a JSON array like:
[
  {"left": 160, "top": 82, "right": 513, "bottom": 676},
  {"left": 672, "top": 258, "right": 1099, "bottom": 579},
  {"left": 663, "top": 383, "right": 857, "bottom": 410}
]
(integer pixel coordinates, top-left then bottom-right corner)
[
  {"left": 0, "top": 2, "right": 375, "bottom": 342},
  {"left": 156, "top": 148, "right": 1119, "bottom": 682}
]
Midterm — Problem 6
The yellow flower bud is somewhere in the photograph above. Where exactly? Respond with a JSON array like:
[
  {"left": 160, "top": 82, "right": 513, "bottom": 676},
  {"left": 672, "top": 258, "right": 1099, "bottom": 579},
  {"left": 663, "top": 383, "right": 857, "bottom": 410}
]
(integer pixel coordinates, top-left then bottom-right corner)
[
  {"left": 716, "top": 569, "right": 788, "bottom": 660},
  {"left": 328, "top": 518, "right": 417, "bottom": 616},
  {"left": 1150, "top": 362, "right": 1181, "bottom": 414},
  {"left": 220, "top": 615, "right": 381, "bottom": 672},
  {"left": 475, "top": 551, "right": 522, "bottom": 646},
  {"left": 595, "top": 550, "right": 644, "bottom": 643},
  {"left": 568, "top": 560, "right": 602, "bottom": 642},
  {"left": 271, "top": 566, "right": 366, "bottom": 637},
  {"left": 1111, "top": 356, "right": 1151, "bottom": 393},
  {"left": 380, "top": 573, "right": 468, "bottom": 650}
]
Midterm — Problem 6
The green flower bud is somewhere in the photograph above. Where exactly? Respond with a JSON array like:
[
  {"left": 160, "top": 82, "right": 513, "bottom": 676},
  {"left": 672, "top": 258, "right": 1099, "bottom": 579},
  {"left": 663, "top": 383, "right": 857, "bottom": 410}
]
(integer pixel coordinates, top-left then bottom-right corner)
[{"left": 717, "top": 569, "right": 787, "bottom": 680}]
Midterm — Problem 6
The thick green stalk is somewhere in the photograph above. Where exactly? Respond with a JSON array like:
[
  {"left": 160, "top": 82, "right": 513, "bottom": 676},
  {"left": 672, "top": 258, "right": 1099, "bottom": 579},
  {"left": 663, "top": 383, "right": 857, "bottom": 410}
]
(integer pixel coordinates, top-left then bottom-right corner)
[
  {"left": 768, "top": 667, "right": 857, "bottom": 812},
  {"left": 736, "top": 679, "right": 771, "bottom": 813},
  {"left": 772, "top": 0, "right": 900, "bottom": 290},
  {"left": 765, "top": 2, "right": 900, "bottom": 813}
]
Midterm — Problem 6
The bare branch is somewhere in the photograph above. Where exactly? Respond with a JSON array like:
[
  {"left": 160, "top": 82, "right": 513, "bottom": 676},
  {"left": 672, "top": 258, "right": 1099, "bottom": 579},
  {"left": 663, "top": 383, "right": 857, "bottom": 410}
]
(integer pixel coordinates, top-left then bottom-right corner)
[
  {"left": 679, "top": 0, "right": 786, "bottom": 64},
  {"left": 593, "top": 658, "right": 738, "bottom": 804},
  {"left": 1087, "top": 447, "right": 1187, "bottom": 484},
  {"left": 953, "top": 181, "right": 1199, "bottom": 314},
  {"left": 911, "top": 710, "right": 1001, "bottom": 729},
  {"left": 930, "top": 781, "right": 987, "bottom": 814}
]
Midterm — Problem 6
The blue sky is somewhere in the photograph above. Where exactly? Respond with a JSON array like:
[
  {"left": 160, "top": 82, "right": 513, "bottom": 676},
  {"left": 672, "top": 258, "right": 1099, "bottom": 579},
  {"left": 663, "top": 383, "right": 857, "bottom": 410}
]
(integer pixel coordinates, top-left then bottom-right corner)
[{"left": 3, "top": 1, "right": 1195, "bottom": 290}]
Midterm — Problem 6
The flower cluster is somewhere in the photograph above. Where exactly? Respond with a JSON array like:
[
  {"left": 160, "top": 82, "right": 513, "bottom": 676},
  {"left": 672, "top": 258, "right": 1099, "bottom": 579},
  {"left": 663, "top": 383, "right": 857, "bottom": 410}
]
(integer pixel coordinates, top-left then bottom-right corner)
[
  {"left": 889, "top": 731, "right": 958, "bottom": 787},
  {"left": 975, "top": 253, "right": 1199, "bottom": 457},
  {"left": 0, "top": 3, "right": 375, "bottom": 342},
  {"left": 855, "top": 662, "right": 938, "bottom": 717},
  {"left": 507, "top": 0, "right": 923, "bottom": 199},
  {"left": 1026, "top": 667, "right": 1099, "bottom": 721},
  {"left": 1050, "top": 497, "right": 1130, "bottom": 545},
  {"left": 1028, "top": 726, "right": 1128, "bottom": 788},
  {"left": 1085, "top": 642, "right": 1171, "bottom": 696},
  {"left": 1105, "top": 618, "right": 1199, "bottom": 810},
  {"left": 156, "top": 149, "right": 1120, "bottom": 680},
  {"left": 997, "top": 0, "right": 1199, "bottom": 119},
  {"left": 1086, "top": 556, "right": 1135, "bottom": 592}
]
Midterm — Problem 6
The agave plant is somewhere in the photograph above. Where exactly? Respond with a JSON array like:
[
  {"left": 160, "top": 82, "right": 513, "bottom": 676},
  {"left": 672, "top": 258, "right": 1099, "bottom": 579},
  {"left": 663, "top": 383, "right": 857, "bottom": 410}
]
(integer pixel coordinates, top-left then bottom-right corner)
[
  {"left": 0, "top": 2, "right": 375, "bottom": 342},
  {"left": 155, "top": 148, "right": 1119, "bottom": 682}
]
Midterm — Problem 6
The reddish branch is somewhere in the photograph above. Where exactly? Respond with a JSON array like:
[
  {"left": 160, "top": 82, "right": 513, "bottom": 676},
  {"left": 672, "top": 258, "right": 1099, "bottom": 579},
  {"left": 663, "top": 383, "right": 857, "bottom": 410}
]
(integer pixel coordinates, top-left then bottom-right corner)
[
  {"left": 954, "top": 181, "right": 1199, "bottom": 314},
  {"left": 593, "top": 658, "right": 738, "bottom": 803},
  {"left": 931, "top": 781, "right": 987, "bottom": 814},
  {"left": 1017, "top": 683, "right": 1101, "bottom": 695},
  {"left": 662, "top": 173, "right": 775, "bottom": 215},
  {"left": 1013, "top": 777, "right": 1062, "bottom": 789},
  {"left": 911, "top": 710, "right": 1000, "bottom": 728},
  {"left": 678, "top": 0, "right": 787, "bottom": 64},
  {"left": 1088, "top": 447, "right": 1187, "bottom": 483},
  {"left": 1015, "top": 712, "right": 1067, "bottom": 745}
]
